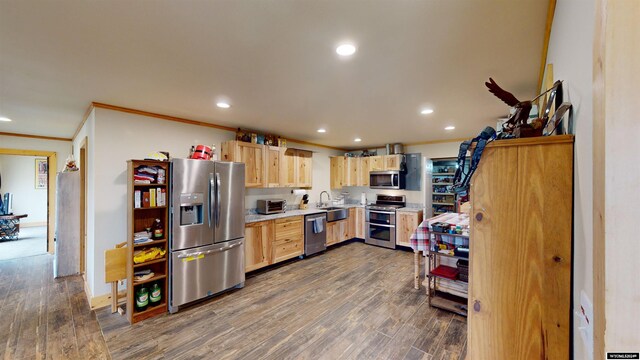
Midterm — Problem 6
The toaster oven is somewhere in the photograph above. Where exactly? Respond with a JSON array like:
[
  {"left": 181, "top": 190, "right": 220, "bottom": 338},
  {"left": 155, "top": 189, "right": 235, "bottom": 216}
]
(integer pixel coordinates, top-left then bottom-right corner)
[{"left": 256, "top": 199, "right": 287, "bottom": 214}]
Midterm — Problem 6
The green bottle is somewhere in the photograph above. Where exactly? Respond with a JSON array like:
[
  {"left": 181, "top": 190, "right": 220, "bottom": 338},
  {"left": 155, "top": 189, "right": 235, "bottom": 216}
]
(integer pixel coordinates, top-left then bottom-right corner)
[
  {"left": 136, "top": 286, "right": 149, "bottom": 311},
  {"left": 149, "top": 283, "right": 162, "bottom": 305}
]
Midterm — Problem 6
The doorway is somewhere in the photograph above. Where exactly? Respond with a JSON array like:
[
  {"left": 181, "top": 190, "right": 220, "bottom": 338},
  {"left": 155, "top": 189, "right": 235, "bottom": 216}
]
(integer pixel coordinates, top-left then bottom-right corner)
[{"left": 0, "top": 149, "right": 57, "bottom": 260}]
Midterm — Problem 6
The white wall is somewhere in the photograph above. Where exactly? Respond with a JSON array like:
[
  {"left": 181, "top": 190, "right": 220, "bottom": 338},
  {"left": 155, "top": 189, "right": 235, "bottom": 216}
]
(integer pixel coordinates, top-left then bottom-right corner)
[
  {"left": 84, "top": 108, "right": 341, "bottom": 297},
  {"left": 0, "top": 155, "right": 47, "bottom": 223},
  {"left": 0, "top": 135, "right": 71, "bottom": 172},
  {"left": 545, "top": 1, "right": 595, "bottom": 359}
]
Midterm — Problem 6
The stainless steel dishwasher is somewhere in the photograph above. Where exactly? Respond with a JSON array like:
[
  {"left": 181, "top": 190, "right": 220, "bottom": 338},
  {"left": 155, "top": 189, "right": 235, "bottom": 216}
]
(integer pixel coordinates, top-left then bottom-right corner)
[{"left": 304, "top": 213, "right": 327, "bottom": 256}]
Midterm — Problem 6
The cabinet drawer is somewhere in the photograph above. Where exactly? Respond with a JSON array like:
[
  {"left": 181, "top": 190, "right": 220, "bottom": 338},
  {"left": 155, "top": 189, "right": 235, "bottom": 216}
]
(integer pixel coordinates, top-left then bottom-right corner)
[
  {"left": 274, "top": 218, "right": 303, "bottom": 242},
  {"left": 273, "top": 238, "right": 303, "bottom": 262}
]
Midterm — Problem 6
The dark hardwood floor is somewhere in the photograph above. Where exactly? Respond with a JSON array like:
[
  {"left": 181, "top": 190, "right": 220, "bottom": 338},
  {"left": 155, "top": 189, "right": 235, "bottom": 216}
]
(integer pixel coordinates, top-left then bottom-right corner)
[
  {"left": 0, "top": 254, "right": 109, "bottom": 359},
  {"left": 98, "top": 241, "right": 467, "bottom": 360},
  {"left": 0, "top": 241, "right": 467, "bottom": 360}
]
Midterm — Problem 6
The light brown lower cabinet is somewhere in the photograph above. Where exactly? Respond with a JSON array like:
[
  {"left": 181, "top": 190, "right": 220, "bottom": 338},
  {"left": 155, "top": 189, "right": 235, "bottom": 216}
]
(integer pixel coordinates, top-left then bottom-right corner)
[
  {"left": 355, "top": 207, "right": 365, "bottom": 239},
  {"left": 396, "top": 210, "right": 423, "bottom": 247},
  {"left": 245, "top": 216, "right": 303, "bottom": 272},
  {"left": 326, "top": 219, "right": 349, "bottom": 246},
  {"left": 347, "top": 208, "right": 356, "bottom": 239},
  {"left": 244, "top": 220, "right": 273, "bottom": 272}
]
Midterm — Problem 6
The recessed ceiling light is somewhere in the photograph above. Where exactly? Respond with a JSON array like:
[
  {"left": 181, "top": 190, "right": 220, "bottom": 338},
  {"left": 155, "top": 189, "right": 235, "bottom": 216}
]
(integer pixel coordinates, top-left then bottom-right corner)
[
  {"left": 336, "top": 43, "right": 357, "bottom": 57},
  {"left": 0, "top": 117, "right": 11, "bottom": 122},
  {"left": 216, "top": 102, "right": 231, "bottom": 109},
  {"left": 420, "top": 108, "right": 434, "bottom": 115},
  {"left": 445, "top": 126, "right": 455, "bottom": 131},
  {"left": 317, "top": 128, "right": 326, "bottom": 133},
  {"left": 354, "top": 138, "right": 362, "bottom": 142}
]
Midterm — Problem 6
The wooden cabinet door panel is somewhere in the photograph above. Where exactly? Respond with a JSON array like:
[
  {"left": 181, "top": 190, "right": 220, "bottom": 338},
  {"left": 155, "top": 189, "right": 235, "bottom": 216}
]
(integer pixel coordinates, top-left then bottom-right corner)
[
  {"left": 347, "top": 208, "right": 356, "bottom": 239},
  {"left": 346, "top": 158, "right": 359, "bottom": 187},
  {"left": 237, "top": 142, "right": 265, "bottom": 188},
  {"left": 359, "top": 157, "right": 370, "bottom": 186},
  {"left": 244, "top": 221, "right": 273, "bottom": 272},
  {"left": 280, "top": 148, "right": 297, "bottom": 187},
  {"left": 368, "top": 156, "right": 384, "bottom": 171},
  {"left": 272, "top": 239, "right": 303, "bottom": 263},
  {"left": 355, "top": 207, "right": 365, "bottom": 239},
  {"left": 396, "top": 211, "right": 423, "bottom": 247},
  {"left": 384, "top": 155, "right": 402, "bottom": 170},
  {"left": 297, "top": 150, "right": 313, "bottom": 188},
  {"left": 265, "top": 146, "right": 281, "bottom": 188},
  {"left": 330, "top": 157, "right": 345, "bottom": 190},
  {"left": 326, "top": 221, "right": 338, "bottom": 245}
]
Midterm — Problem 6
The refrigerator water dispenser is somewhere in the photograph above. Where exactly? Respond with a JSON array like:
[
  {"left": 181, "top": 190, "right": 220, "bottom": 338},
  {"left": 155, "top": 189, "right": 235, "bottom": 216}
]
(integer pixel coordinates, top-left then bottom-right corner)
[{"left": 179, "top": 193, "right": 203, "bottom": 226}]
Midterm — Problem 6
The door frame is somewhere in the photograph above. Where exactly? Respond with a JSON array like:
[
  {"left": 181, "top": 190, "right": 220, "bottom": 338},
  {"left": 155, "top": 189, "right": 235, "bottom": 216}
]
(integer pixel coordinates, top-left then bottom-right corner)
[
  {"left": 79, "top": 137, "right": 87, "bottom": 274},
  {"left": 0, "top": 148, "right": 57, "bottom": 254}
]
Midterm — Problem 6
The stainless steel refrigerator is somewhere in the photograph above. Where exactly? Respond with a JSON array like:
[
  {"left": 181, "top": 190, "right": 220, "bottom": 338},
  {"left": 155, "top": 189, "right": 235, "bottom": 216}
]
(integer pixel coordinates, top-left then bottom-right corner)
[{"left": 169, "top": 159, "right": 245, "bottom": 313}]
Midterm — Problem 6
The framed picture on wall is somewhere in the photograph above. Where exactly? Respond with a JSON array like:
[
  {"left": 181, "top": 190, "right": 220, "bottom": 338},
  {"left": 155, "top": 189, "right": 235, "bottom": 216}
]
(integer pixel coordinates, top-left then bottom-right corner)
[{"left": 35, "top": 158, "right": 47, "bottom": 189}]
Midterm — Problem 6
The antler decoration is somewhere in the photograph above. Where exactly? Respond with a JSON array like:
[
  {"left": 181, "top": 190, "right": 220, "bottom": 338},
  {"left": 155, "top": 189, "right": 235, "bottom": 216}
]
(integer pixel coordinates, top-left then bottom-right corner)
[{"left": 485, "top": 78, "right": 533, "bottom": 134}]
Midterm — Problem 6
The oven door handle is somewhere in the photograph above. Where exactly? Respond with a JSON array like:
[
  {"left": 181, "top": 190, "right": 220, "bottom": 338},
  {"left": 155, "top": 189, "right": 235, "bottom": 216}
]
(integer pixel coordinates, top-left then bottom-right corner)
[
  {"left": 368, "top": 223, "right": 394, "bottom": 228},
  {"left": 368, "top": 210, "right": 395, "bottom": 215}
]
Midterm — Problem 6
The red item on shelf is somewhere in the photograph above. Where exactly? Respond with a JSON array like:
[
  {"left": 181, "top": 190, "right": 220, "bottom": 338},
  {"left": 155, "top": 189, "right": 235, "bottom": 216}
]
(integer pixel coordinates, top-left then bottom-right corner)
[{"left": 430, "top": 265, "right": 459, "bottom": 280}]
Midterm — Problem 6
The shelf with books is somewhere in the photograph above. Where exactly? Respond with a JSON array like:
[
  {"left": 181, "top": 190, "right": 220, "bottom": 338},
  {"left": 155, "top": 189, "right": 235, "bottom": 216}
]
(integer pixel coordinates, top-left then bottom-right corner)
[{"left": 127, "top": 159, "right": 169, "bottom": 324}]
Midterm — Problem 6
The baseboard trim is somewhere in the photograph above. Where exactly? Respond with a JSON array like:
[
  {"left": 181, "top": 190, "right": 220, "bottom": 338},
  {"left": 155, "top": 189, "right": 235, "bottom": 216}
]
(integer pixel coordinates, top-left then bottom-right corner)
[
  {"left": 90, "top": 290, "right": 127, "bottom": 310},
  {"left": 21, "top": 221, "right": 47, "bottom": 228}
]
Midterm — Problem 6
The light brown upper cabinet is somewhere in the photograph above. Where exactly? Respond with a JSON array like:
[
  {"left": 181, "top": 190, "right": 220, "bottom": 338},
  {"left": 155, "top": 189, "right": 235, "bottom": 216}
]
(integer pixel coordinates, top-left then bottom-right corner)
[
  {"left": 280, "top": 148, "right": 297, "bottom": 187},
  {"left": 265, "top": 146, "right": 282, "bottom": 188},
  {"left": 221, "top": 141, "right": 265, "bottom": 187},
  {"left": 222, "top": 141, "right": 312, "bottom": 188},
  {"left": 368, "top": 156, "right": 385, "bottom": 171},
  {"left": 359, "top": 157, "right": 370, "bottom": 186},
  {"left": 330, "top": 156, "right": 345, "bottom": 190},
  {"left": 346, "top": 157, "right": 360, "bottom": 187},
  {"left": 296, "top": 150, "right": 313, "bottom": 188},
  {"left": 384, "top": 154, "right": 403, "bottom": 171}
]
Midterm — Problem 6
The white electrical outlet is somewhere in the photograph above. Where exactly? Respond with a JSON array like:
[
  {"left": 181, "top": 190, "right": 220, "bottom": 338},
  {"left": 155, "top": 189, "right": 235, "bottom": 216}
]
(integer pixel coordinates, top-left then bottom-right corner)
[{"left": 576, "top": 290, "right": 594, "bottom": 360}]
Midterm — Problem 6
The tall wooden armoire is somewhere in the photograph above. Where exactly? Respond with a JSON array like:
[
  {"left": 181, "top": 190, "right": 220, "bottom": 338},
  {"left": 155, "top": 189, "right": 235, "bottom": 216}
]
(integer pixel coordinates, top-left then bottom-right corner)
[{"left": 468, "top": 135, "right": 573, "bottom": 359}]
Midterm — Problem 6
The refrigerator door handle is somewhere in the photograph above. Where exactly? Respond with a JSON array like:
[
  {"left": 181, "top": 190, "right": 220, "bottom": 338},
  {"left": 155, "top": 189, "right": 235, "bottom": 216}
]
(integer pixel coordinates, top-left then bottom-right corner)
[
  {"left": 215, "top": 172, "right": 221, "bottom": 227},
  {"left": 209, "top": 173, "right": 215, "bottom": 228}
]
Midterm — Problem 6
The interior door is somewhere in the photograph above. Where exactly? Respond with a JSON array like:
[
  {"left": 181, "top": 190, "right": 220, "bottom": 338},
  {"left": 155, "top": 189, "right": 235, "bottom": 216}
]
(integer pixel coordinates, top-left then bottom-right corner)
[{"left": 214, "top": 162, "right": 245, "bottom": 243}]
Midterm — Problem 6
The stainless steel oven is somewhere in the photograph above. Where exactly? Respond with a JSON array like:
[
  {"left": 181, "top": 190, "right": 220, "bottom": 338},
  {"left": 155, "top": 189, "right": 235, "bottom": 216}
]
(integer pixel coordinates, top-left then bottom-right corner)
[
  {"left": 365, "top": 195, "right": 406, "bottom": 249},
  {"left": 369, "top": 170, "right": 405, "bottom": 190}
]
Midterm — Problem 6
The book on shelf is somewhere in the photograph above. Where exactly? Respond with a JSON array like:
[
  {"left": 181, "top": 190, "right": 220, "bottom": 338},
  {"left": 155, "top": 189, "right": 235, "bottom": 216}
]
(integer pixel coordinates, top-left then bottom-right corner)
[
  {"left": 150, "top": 189, "right": 156, "bottom": 207},
  {"left": 134, "top": 190, "right": 141, "bottom": 209},
  {"left": 142, "top": 192, "right": 150, "bottom": 208}
]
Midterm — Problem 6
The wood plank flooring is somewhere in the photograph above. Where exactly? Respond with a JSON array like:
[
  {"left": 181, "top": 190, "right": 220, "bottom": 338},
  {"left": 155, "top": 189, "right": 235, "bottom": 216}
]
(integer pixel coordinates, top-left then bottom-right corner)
[
  {"left": 0, "top": 254, "right": 109, "bottom": 360},
  {"left": 97, "top": 241, "right": 467, "bottom": 360}
]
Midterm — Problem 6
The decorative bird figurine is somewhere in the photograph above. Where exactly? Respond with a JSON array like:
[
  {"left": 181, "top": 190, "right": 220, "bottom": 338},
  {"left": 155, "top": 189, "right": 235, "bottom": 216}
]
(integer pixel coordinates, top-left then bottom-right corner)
[{"left": 485, "top": 78, "right": 532, "bottom": 134}]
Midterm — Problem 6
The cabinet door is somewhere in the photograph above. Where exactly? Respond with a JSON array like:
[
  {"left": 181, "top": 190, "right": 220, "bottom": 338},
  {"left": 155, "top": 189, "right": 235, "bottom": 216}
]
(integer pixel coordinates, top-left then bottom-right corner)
[
  {"left": 273, "top": 217, "right": 304, "bottom": 263},
  {"left": 244, "top": 221, "right": 273, "bottom": 272},
  {"left": 355, "top": 207, "right": 365, "bottom": 239},
  {"left": 346, "top": 158, "right": 359, "bottom": 187},
  {"left": 396, "top": 211, "right": 423, "bottom": 247},
  {"left": 339, "top": 220, "right": 349, "bottom": 242},
  {"left": 265, "top": 146, "right": 282, "bottom": 188},
  {"left": 330, "top": 157, "right": 345, "bottom": 190},
  {"left": 369, "top": 156, "right": 384, "bottom": 171},
  {"left": 280, "top": 148, "right": 297, "bottom": 187},
  {"left": 236, "top": 142, "right": 265, "bottom": 188},
  {"left": 297, "top": 150, "right": 313, "bottom": 188},
  {"left": 326, "top": 221, "right": 338, "bottom": 245},
  {"left": 347, "top": 208, "right": 356, "bottom": 239},
  {"left": 384, "top": 155, "right": 402, "bottom": 171},
  {"left": 359, "top": 157, "right": 370, "bottom": 186}
]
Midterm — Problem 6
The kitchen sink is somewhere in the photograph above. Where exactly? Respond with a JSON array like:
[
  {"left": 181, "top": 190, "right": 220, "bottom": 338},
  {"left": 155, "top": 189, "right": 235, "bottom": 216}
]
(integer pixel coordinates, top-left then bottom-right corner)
[{"left": 320, "top": 207, "right": 348, "bottom": 222}]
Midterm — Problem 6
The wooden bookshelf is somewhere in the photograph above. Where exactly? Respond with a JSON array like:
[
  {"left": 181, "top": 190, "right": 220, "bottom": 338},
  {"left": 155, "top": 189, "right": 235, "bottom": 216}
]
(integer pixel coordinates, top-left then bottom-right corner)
[{"left": 126, "top": 159, "right": 170, "bottom": 324}]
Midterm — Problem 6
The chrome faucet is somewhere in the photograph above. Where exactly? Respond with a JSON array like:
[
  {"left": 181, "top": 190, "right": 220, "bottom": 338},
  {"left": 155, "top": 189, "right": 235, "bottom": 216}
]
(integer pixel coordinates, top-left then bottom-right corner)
[{"left": 319, "top": 191, "right": 331, "bottom": 207}]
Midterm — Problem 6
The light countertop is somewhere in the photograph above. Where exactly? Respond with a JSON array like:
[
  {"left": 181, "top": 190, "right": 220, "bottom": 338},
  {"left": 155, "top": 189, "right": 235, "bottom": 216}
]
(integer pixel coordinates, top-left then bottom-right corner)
[{"left": 245, "top": 204, "right": 365, "bottom": 224}]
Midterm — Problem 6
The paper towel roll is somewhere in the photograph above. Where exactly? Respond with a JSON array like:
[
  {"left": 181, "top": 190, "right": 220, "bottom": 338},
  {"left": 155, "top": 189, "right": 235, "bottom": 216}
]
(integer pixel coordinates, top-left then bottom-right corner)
[{"left": 292, "top": 189, "right": 307, "bottom": 196}]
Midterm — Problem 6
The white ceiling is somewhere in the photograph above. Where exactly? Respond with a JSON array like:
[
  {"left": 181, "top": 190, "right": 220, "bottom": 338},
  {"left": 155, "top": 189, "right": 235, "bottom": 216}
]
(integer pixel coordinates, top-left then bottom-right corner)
[{"left": 0, "top": 0, "right": 548, "bottom": 149}]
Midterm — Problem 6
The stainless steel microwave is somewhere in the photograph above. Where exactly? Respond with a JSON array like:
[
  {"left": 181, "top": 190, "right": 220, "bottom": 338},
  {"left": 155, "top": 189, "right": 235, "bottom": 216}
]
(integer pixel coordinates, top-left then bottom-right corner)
[{"left": 369, "top": 171, "right": 405, "bottom": 190}]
